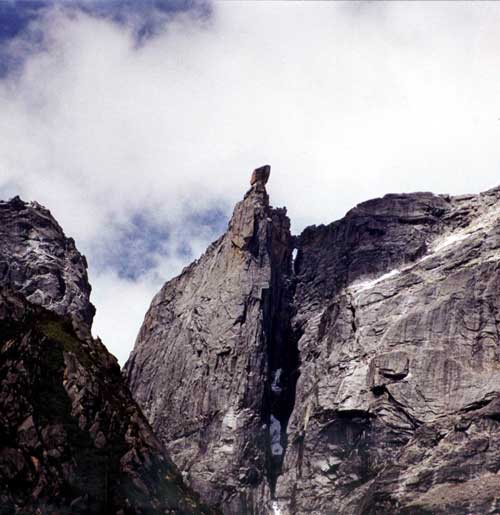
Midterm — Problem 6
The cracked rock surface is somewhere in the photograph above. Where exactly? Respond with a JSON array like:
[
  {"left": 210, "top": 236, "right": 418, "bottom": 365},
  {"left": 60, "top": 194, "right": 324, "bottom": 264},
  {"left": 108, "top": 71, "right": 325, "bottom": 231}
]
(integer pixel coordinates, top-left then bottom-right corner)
[
  {"left": 277, "top": 186, "right": 500, "bottom": 514},
  {"left": 127, "top": 174, "right": 500, "bottom": 514},
  {"left": 0, "top": 197, "right": 95, "bottom": 338},
  {"left": 126, "top": 177, "right": 294, "bottom": 514},
  {"left": 0, "top": 198, "right": 217, "bottom": 514}
]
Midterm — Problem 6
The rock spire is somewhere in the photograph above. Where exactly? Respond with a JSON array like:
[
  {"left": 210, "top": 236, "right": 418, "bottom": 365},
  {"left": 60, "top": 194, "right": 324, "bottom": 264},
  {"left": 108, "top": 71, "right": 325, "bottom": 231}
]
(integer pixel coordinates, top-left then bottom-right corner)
[{"left": 126, "top": 167, "right": 295, "bottom": 513}]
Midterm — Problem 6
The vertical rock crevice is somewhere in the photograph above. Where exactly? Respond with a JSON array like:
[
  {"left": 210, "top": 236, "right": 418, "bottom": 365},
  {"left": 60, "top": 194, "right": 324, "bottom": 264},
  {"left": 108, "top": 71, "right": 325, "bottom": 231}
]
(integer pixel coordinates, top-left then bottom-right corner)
[
  {"left": 125, "top": 165, "right": 301, "bottom": 513},
  {"left": 229, "top": 165, "right": 303, "bottom": 504},
  {"left": 246, "top": 167, "right": 300, "bottom": 501},
  {"left": 262, "top": 240, "right": 300, "bottom": 499}
]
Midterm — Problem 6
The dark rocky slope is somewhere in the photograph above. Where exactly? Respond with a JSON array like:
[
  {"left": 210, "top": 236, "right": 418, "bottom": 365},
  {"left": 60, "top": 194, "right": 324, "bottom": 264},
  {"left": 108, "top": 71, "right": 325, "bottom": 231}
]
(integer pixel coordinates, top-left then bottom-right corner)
[
  {"left": 126, "top": 169, "right": 500, "bottom": 514},
  {"left": 0, "top": 197, "right": 217, "bottom": 515}
]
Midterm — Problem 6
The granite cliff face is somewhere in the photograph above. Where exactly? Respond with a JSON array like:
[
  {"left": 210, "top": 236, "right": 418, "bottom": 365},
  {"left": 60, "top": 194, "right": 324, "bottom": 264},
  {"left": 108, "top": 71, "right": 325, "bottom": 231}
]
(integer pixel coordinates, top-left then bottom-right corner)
[
  {"left": 126, "top": 170, "right": 500, "bottom": 514},
  {"left": 0, "top": 197, "right": 95, "bottom": 338},
  {"left": 0, "top": 197, "right": 216, "bottom": 515},
  {"left": 277, "top": 187, "right": 500, "bottom": 514},
  {"left": 125, "top": 168, "right": 294, "bottom": 513}
]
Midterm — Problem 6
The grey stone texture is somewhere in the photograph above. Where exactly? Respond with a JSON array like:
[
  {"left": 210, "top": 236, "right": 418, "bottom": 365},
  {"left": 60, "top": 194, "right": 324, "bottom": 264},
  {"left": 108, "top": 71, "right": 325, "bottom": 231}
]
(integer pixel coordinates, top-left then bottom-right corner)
[
  {"left": 126, "top": 178, "right": 293, "bottom": 513},
  {"left": 0, "top": 197, "right": 95, "bottom": 338},
  {"left": 277, "top": 187, "right": 500, "bottom": 514},
  {"left": 127, "top": 173, "right": 500, "bottom": 515}
]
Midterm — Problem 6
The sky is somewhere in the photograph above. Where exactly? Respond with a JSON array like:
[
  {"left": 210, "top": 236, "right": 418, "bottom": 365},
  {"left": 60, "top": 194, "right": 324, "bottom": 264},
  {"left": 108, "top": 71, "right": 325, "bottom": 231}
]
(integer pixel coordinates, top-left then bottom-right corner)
[{"left": 0, "top": 0, "right": 499, "bottom": 364}]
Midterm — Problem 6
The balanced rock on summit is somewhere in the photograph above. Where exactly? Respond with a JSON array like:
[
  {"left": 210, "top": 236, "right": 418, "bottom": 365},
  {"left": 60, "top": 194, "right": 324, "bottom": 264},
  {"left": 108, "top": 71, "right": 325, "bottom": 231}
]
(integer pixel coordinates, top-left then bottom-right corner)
[{"left": 250, "top": 165, "right": 271, "bottom": 186}]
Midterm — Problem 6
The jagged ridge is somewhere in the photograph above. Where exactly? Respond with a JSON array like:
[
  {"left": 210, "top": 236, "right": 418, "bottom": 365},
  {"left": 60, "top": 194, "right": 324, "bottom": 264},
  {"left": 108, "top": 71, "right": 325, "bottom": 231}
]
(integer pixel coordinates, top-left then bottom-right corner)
[{"left": 126, "top": 170, "right": 500, "bottom": 515}]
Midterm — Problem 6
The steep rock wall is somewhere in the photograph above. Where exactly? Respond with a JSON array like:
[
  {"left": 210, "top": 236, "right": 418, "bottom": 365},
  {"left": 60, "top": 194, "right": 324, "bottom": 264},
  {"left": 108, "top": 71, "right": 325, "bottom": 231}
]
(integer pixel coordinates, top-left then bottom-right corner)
[
  {"left": 125, "top": 175, "right": 294, "bottom": 513},
  {"left": 127, "top": 173, "right": 500, "bottom": 515},
  {"left": 275, "top": 186, "right": 500, "bottom": 514}
]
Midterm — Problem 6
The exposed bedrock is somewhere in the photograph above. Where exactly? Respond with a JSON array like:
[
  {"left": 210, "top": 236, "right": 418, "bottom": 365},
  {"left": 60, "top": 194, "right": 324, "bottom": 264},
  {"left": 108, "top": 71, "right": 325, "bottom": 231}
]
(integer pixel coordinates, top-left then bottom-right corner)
[
  {"left": 126, "top": 172, "right": 500, "bottom": 514},
  {"left": 0, "top": 197, "right": 95, "bottom": 338},
  {"left": 276, "top": 186, "right": 500, "bottom": 514},
  {"left": 126, "top": 168, "right": 297, "bottom": 513}
]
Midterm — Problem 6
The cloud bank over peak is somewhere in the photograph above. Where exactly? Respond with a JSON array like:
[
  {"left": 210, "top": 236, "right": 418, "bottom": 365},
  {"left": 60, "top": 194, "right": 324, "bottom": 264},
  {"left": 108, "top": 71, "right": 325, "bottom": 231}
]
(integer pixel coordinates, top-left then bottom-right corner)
[{"left": 1, "top": 1, "right": 500, "bottom": 363}]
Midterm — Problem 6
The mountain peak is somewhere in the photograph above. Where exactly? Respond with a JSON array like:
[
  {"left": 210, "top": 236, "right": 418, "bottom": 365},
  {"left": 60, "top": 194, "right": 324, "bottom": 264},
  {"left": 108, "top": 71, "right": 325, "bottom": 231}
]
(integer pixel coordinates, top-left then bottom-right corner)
[
  {"left": 126, "top": 181, "right": 500, "bottom": 514},
  {"left": 0, "top": 196, "right": 95, "bottom": 338},
  {"left": 125, "top": 169, "right": 293, "bottom": 511}
]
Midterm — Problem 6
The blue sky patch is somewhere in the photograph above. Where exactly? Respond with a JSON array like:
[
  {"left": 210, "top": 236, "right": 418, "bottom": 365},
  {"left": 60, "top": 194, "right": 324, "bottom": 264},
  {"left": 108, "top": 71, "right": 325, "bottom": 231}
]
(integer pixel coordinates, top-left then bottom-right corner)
[
  {"left": 0, "top": 0, "right": 211, "bottom": 76},
  {"left": 91, "top": 204, "right": 228, "bottom": 281}
]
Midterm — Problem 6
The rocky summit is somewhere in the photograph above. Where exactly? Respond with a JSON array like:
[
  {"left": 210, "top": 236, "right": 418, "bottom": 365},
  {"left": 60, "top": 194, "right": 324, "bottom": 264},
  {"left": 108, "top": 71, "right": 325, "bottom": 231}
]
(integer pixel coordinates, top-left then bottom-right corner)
[
  {"left": 0, "top": 197, "right": 217, "bottom": 515},
  {"left": 126, "top": 167, "right": 500, "bottom": 514},
  {"left": 126, "top": 167, "right": 294, "bottom": 513},
  {"left": 0, "top": 197, "right": 95, "bottom": 339}
]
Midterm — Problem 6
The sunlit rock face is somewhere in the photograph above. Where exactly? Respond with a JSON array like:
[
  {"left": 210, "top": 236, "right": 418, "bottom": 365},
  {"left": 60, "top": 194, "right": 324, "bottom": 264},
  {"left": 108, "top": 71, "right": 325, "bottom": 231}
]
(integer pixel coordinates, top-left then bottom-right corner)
[
  {"left": 277, "top": 187, "right": 500, "bottom": 514},
  {"left": 125, "top": 168, "right": 295, "bottom": 514},
  {"left": 0, "top": 197, "right": 95, "bottom": 338},
  {"left": 0, "top": 197, "right": 217, "bottom": 515},
  {"left": 127, "top": 173, "right": 500, "bottom": 515}
]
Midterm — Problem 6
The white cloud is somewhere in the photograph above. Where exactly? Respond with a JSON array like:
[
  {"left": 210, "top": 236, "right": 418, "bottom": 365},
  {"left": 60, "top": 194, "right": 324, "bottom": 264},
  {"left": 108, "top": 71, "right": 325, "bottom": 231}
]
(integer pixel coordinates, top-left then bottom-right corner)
[
  {"left": 90, "top": 270, "right": 159, "bottom": 365},
  {"left": 89, "top": 226, "right": 216, "bottom": 364},
  {"left": 1, "top": 1, "right": 500, "bottom": 363}
]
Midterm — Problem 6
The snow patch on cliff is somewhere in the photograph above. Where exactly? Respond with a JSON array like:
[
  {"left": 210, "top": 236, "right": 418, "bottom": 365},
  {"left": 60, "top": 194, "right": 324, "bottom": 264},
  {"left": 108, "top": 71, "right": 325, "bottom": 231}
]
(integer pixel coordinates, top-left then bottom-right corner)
[
  {"left": 271, "top": 500, "right": 285, "bottom": 515},
  {"left": 271, "top": 368, "right": 283, "bottom": 394},
  {"left": 432, "top": 232, "right": 469, "bottom": 252},
  {"left": 351, "top": 203, "right": 499, "bottom": 295},
  {"left": 353, "top": 269, "right": 401, "bottom": 292},
  {"left": 269, "top": 415, "right": 283, "bottom": 456},
  {"left": 223, "top": 407, "right": 237, "bottom": 430},
  {"left": 432, "top": 203, "right": 500, "bottom": 254}
]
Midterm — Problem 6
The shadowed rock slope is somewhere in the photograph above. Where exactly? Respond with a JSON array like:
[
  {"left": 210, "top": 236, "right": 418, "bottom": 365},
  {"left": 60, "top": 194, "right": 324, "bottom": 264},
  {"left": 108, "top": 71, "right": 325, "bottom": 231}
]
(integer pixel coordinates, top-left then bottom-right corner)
[
  {"left": 0, "top": 197, "right": 217, "bottom": 515},
  {"left": 126, "top": 171, "right": 500, "bottom": 515}
]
